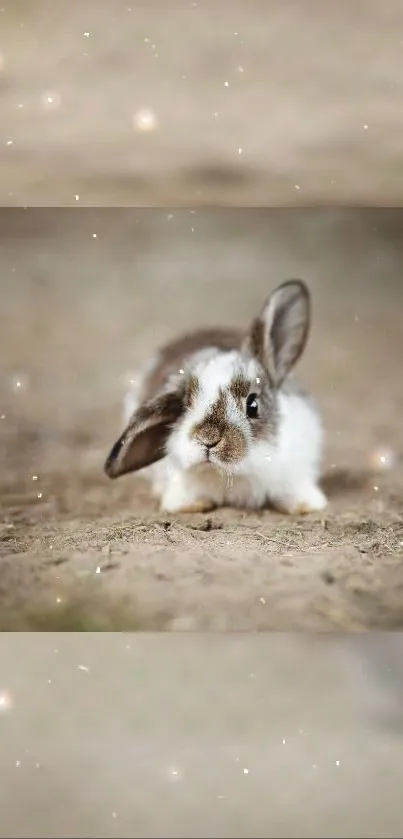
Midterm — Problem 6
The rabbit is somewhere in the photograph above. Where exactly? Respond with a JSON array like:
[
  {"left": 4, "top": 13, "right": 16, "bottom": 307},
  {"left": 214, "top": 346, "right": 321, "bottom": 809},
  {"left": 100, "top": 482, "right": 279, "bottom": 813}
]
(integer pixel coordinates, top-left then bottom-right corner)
[{"left": 104, "top": 279, "right": 327, "bottom": 515}]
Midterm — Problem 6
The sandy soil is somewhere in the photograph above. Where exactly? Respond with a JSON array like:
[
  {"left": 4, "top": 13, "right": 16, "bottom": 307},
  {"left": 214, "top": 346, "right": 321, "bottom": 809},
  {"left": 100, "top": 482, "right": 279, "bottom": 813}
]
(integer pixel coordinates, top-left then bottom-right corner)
[
  {"left": 1, "top": 208, "right": 403, "bottom": 630},
  {"left": 1, "top": 0, "right": 403, "bottom": 205}
]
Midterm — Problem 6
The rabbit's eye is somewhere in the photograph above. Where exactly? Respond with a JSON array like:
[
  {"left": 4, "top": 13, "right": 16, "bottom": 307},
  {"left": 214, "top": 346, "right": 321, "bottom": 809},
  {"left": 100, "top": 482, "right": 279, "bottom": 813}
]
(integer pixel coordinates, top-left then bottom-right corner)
[{"left": 246, "top": 393, "right": 259, "bottom": 419}]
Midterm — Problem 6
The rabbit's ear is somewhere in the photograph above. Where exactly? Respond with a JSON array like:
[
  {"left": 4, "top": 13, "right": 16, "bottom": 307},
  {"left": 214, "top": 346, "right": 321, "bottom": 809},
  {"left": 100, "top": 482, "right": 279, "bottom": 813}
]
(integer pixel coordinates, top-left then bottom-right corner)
[
  {"left": 243, "top": 280, "right": 310, "bottom": 387},
  {"left": 104, "top": 389, "right": 184, "bottom": 478}
]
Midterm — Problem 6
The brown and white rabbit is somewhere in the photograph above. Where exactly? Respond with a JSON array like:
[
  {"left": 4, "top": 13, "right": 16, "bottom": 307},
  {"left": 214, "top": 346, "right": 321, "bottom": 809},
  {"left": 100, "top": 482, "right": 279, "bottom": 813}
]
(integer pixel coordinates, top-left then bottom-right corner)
[{"left": 105, "top": 279, "right": 327, "bottom": 515}]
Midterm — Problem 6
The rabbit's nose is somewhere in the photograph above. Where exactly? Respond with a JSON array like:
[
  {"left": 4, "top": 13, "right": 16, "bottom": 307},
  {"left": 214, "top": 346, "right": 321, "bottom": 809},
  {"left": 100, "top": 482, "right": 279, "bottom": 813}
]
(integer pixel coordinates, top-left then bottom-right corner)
[
  {"left": 194, "top": 428, "right": 222, "bottom": 449},
  {"left": 205, "top": 438, "right": 220, "bottom": 450}
]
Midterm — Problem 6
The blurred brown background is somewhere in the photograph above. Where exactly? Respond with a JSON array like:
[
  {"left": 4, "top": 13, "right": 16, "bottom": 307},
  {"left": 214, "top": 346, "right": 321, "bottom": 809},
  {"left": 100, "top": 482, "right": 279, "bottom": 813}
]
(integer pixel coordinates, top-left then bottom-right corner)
[
  {"left": 0, "top": 633, "right": 403, "bottom": 839},
  {"left": 1, "top": 0, "right": 403, "bottom": 205}
]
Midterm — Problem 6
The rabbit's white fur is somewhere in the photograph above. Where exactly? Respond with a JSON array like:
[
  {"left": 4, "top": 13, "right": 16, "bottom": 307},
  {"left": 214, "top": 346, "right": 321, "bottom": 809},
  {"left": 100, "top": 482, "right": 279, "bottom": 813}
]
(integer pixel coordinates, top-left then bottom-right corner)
[{"left": 123, "top": 349, "right": 326, "bottom": 515}]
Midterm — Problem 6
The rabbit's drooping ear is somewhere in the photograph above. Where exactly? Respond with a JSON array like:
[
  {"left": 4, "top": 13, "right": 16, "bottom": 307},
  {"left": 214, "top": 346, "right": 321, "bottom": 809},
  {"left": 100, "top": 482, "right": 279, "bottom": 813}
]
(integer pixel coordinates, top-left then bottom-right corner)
[
  {"left": 104, "top": 390, "right": 183, "bottom": 479},
  {"left": 244, "top": 280, "right": 310, "bottom": 387}
]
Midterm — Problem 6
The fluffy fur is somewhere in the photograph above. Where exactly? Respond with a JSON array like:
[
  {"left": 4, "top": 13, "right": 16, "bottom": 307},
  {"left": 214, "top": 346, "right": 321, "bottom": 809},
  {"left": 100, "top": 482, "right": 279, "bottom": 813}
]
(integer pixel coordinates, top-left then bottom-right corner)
[{"left": 105, "top": 280, "right": 327, "bottom": 515}]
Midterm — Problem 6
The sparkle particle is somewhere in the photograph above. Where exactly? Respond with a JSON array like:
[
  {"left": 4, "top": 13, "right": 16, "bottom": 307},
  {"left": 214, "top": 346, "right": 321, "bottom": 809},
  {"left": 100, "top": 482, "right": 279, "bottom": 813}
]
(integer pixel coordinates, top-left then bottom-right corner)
[
  {"left": 370, "top": 447, "right": 395, "bottom": 471},
  {"left": 0, "top": 692, "right": 12, "bottom": 711},
  {"left": 167, "top": 766, "right": 182, "bottom": 780},
  {"left": 40, "top": 91, "right": 61, "bottom": 111},
  {"left": 132, "top": 108, "right": 158, "bottom": 132}
]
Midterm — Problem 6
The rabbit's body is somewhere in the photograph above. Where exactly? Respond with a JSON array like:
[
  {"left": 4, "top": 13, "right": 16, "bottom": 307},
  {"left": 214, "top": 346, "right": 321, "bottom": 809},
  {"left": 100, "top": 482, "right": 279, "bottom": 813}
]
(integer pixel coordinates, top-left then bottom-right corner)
[{"left": 106, "top": 280, "right": 327, "bottom": 515}]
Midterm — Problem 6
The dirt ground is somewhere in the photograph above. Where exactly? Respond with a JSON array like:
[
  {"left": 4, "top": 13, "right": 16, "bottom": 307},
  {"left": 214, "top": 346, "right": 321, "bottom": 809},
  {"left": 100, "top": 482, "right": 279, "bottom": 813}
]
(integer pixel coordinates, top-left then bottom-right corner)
[
  {"left": 1, "top": 0, "right": 403, "bottom": 206},
  {"left": 1, "top": 208, "right": 403, "bottom": 630}
]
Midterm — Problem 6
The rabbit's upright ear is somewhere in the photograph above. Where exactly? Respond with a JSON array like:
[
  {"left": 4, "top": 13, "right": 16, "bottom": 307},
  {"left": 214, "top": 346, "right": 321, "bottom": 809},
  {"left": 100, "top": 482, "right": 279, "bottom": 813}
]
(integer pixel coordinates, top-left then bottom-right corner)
[
  {"left": 243, "top": 280, "right": 311, "bottom": 387},
  {"left": 104, "top": 389, "right": 184, "bottom": 478}
]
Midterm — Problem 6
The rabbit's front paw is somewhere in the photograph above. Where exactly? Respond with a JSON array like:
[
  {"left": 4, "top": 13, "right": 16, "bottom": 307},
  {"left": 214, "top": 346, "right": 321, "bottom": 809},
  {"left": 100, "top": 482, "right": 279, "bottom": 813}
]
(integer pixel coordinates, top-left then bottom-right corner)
[
  {"left": 161, "top": 497, "right": 216, "bottom": 514},
  {"left": 274, "top": 484, "right": 327, "bottom": 515}
]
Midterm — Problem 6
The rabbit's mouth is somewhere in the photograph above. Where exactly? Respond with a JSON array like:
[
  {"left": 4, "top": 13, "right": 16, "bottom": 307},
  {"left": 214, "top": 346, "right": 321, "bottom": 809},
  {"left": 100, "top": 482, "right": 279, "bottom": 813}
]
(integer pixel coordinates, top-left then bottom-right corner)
[
  {"left": 192, "top": 448, "right": 244, "bottom": 474},
  {"left": 208, "top": 449, "right": 246, "bottom": 474},
  {"left": 202, "top": 447, "right": 243, "bottom": 471}
]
